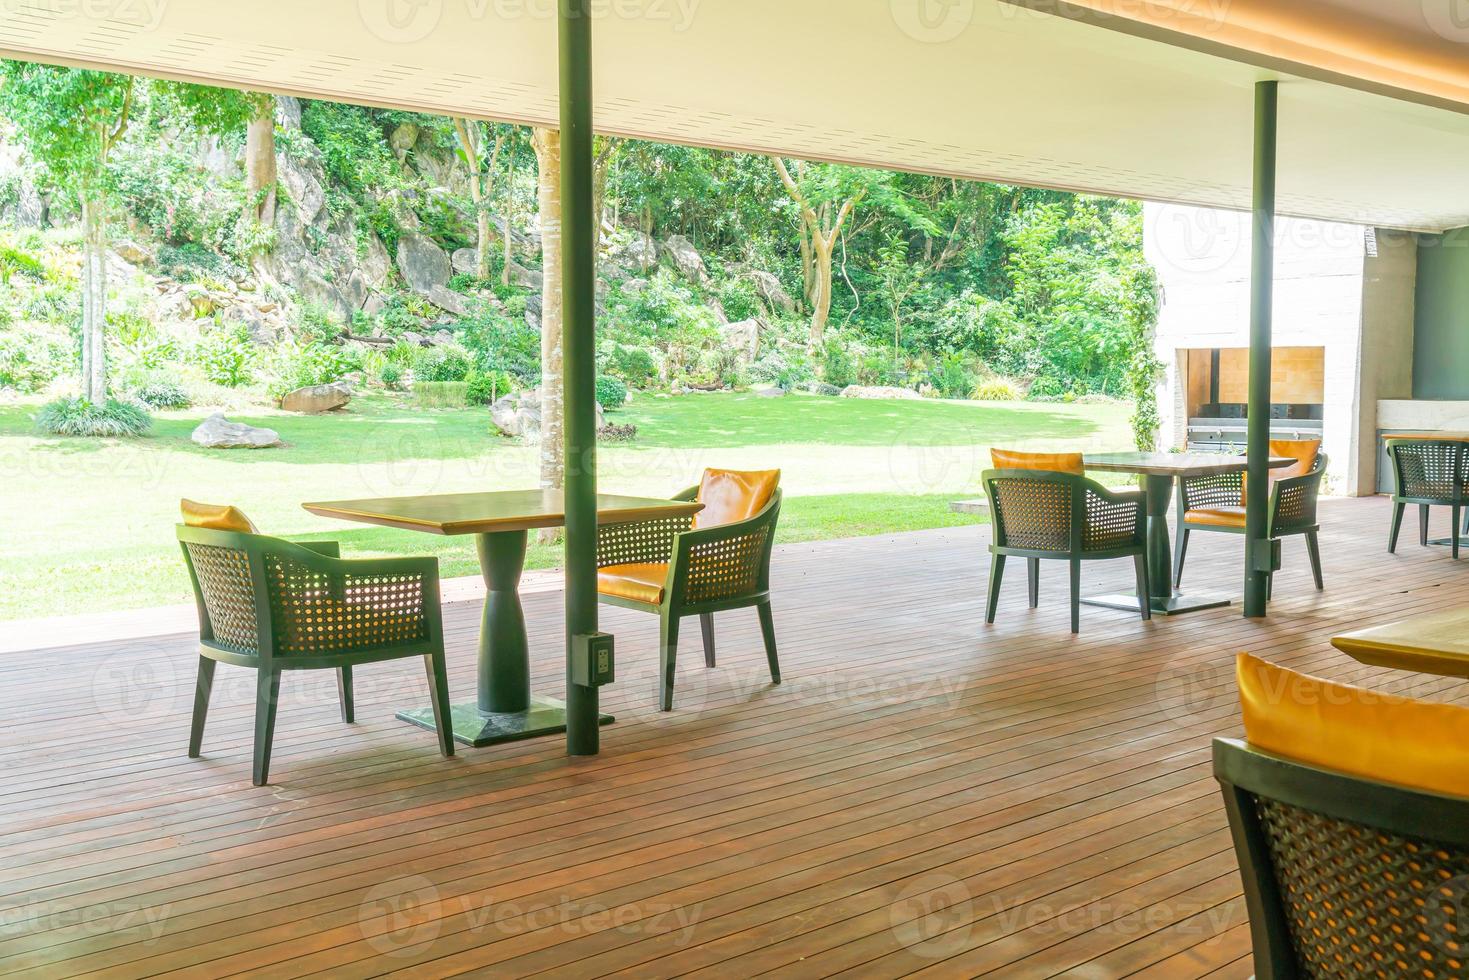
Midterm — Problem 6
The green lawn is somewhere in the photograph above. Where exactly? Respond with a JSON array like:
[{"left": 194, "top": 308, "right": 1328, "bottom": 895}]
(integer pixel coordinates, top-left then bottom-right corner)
[{"left": 0, "top": 391, "right": 1132, "bottom": 620}]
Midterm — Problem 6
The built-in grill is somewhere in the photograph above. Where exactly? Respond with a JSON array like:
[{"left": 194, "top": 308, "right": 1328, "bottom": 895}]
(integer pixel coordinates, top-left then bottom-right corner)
[
  {"left": 1181, "top": 346, "right": 1325, "bottom": 452},
  {"left": 1187, "top": 416, "right": 1324, "bottom": 452}
]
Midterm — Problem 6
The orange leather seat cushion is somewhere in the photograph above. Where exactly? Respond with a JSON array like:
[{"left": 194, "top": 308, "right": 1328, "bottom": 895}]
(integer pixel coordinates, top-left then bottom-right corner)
[
  {"left": 990, "top": 449, "right": 1084, "bottom": 475},
  {"left": 694, "top": 468, "right": 780, "bottom": 529},
  {"left": 1237, "top": 653, "right": 1469, "bottom": 798},
  {"left": 597, "top": 562, "right": 668, "bottom": 605},
  {"left": 1185, "top": 505, "right": 1247, "bottom": 528},
  {"left": 181, "top": 499, "right": 259, "bottom": 534}
]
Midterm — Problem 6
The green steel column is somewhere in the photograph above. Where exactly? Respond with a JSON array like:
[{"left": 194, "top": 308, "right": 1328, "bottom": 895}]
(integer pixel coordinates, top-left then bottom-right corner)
[
  {"left": 559, "top": 0, "right": 600, "bottom": 754},
  {"left": 1244, "top": 80, "right": 1277, "bottom": 618}
]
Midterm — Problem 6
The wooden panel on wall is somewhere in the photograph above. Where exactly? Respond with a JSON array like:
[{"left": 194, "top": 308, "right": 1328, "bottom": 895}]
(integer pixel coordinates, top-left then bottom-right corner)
[
  {"left": 1185, "top": 349, "right": 1213, "bottom": 416},
  {"left": 1212, "top": 346, "right": 1325, "bottom": 404}
]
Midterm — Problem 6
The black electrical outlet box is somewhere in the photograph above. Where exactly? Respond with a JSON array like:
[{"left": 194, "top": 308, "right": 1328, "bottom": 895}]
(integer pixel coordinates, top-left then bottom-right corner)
[{"left": 572, "top": 632, "right": 615, "bottom": 687}]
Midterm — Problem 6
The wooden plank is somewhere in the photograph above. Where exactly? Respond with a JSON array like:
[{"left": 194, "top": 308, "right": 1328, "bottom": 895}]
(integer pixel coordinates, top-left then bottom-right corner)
[{"left": 0, "top": 497, "right": 1466, "bottom": 979}]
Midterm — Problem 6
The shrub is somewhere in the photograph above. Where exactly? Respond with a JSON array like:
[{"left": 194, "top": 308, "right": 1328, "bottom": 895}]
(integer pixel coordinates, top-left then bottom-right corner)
[
  {"left": 379, "top": 362, "right": 404, "bottom": 390},
  {"left": 603, "top": 343, "right": 659, "bottom": 388},
  {"left": 598, "top": 422, "right": 638, "bottom": 443},
  {"left": 132, "top": 379, "right": 191, "bottom": 409},
  {"left": 414, "top": 381, "right": 470, "bottom": 409},
  {"left": 0, "top": 243, "right": 45, "bottom": 284},
  {"left": 972, "top": 378, "right": 1022, "bottom": 401},
  {"left": 195, "top": 327, "right": 256, "bottom": 388},
  {"left": 749, "top": 350, "right": 813, "bottom": 391},
  {"left": 466, "top": 369, "right": 513, "bottom": 405},
  {"left": 929, "top": 353, "right": 976, "bottom": 400},
  {"left": 413, "top": 345, "right": 473, "bottom": 383},
  {"left": 157, "top": 243, "right": 239, "bottom": 283},
  {"left": 0, "top": 328, "right": 69, "bottom": 392},
  {"left": 456, "top": 307, "right": 541, "bottom": 382},
  {"left": 819, "top": 337, "right": 857, "bottom": 389},
  {"left": 294, "top": 303, "right": 344, "bottom": 344},
  {"left": 1027, "top": 376, "right": 1067, "bottom": 401},
  {"left": 36, "top": 397, "right": 151, "bottom": 438},
  {"left": 595, "top": 375, "right": 628, "bottom": 410},
  {"left": 268, "top": 342, "right": 361, "bottom": 398}
]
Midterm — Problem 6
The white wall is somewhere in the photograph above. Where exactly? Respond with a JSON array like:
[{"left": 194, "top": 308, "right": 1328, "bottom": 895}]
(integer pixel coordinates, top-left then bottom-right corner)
[{"left": 1143, "top": 202, "right": 1369, "bottom": 492}]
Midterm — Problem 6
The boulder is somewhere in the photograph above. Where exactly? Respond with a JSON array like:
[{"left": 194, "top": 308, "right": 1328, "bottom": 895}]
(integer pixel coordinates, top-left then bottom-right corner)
[
  {"left": 191, "top": 413, "right": 281, "bottom": 449},
  {"left": 361, "top": 293, "right": 387, "bottom": 318},
  {"left": 841, "top": 385, "right": 922, "bottom": 400},
  {"left": 451, "top": 248, "right": 478, "bottom": 276},
  {"left": 506, "top": 260, "right": 544, "bottom": 291},
  {"left": 662, "top": 234, "right": 709, "bottom": 284},
  {"left": 721, "top": 317, "right": 763, "bottom": 364},
  {"left": 397, "top": 231, "right": 452, "bottom": 295},
  {"left": 491, "top": 390, "right": 603, "bottom": 440},
  {"left": 797, "top": 381, "right": 842, "bottom": 397},
  {"left": 745, "top": 269, "right": 796, "bottom": 315},
  {"left": 425, "top": 284, "right": 470, "bottom": 317},
  {"left": 606, "top": 232, "right": 658, "bottom": 274},
  {"left": 752, "top": 385, "right": 785, "bottom": 399},
  {"left": 389, "top": 122, "right": 419, "bottom": 157},
  {"left": 112, "top": 239, "right": 155, "bottom": 266},
  {"left": 280, "top": 381, "right": 353, "bottom": 414},
  {"left": 621, "top": 278, "right": 648, "bottom": 295}
]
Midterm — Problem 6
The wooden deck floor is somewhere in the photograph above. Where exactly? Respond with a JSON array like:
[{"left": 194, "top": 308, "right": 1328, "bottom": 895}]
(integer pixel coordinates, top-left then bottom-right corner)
[{"left": 4, "top": 495, "right": 1467, "bottom": 979}]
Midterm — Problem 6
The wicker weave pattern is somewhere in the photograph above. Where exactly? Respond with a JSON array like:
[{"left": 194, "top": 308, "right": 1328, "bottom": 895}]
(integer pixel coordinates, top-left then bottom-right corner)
[
  {"left": 684, "top": 526, "right": 769, "bottom": 604},
  {"left": 1257, "top": 797, "right": 1469, "bottom": 978},
  {"left": 993, "top": 479, "right": 1071, "bottom": 552},
  {"left": 185, "top": 543, "right": 260, "bottom": 655},
  {"left": 1083, "top": 491, "right": 1141, "bottom": 552},
  {"left": 1394, "top": 442, "right": 1467, "bottom": 501},
  {"left": 1181, "top": 470, "right": 1244, "bottom": 511},
  {"left": 596, "top": 515, "right": 693, "bottom": 569},
  {"left": 264, "top": 553, "right": 428, "bottom": 655}
]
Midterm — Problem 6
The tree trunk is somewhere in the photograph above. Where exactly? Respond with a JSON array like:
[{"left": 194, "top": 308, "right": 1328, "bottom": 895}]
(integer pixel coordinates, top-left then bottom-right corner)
[
  {"left": 476, "top": 208, "right": 492, "bottom": 280},
  {"left": 532, "top": 128, "right": 565, "bottom": 545},
  {"left": 244, "top": 99, "right": 277, "bottom": 226},
  {"left": 79, "top": 194, "right": 108, "bottom": 405},
  {"left": 809, "top": 237, "right": 834, "bottom": 347}
]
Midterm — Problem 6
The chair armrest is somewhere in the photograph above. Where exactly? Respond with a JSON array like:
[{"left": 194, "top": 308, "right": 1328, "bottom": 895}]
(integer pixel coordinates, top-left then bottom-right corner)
[
  {"left": 671, "top": 496, "right": 780, "bottom": 605},
  {"left": 595, "top": 486, "right": 699, "bottom": 568},
  {"left": 1082, "top": 484, "right": 1145, "bottom": 551},
  {"left": 264, "top": 546, "right": 442, "bottom": 656},
  {"left": 1269, "top": 470, "right": 1324, "bottom": 532},
  {"left": 1179, "top": 470, "right": 1243, "bottom": 511}
]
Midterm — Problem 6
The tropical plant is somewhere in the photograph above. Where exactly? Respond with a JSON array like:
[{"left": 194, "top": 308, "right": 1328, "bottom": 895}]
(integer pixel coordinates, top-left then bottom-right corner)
[
  {"left": 595, "top": 375, "right": 628, "bottom": 410},
  {"left": 195, "top": 327, "right": 256, "bottom": 387},
  {"left": 35, "top": 396, "right": 151, "bottom": 437}
]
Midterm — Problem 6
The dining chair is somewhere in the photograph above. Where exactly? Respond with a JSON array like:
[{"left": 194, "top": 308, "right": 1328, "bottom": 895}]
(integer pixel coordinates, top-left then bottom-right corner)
[
  {"left": 981, "top": 452, "right": 1149, "bottom": 634},
  {"left": 1387, "top": 438, "right": 1469, "bottom": 558},
  {"left": 1216, "top": 653, "right": 1469, "bottom": 979},
  {"left": 1174, "top": 439, "right": 1326, "bottom": 597},
  {"left": 177, "top": 500, "right": 454, "bottom": 785},
  {"left": 595, "top": 469, "right": 782, "bottom": 711}
]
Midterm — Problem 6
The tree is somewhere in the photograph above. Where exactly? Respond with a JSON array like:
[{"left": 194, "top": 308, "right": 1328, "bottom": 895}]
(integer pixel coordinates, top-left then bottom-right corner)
[
  {"left": 875, "top": 234, "right": 926, "bottom": 377},
  {"left": 244, "top": 93, "right": 278, "bottom": 226},
  {"left": 451, "top": 117, "right": 506, "bottom": 280},
  {"left": 531, "top": 127, "right": 565, "bottom": 531},
  {"left": 0, "top": 65, "right": 136, "bottom": 405},
  {"left": 773, "top": 157, "right": 863, "bottom": 347}
]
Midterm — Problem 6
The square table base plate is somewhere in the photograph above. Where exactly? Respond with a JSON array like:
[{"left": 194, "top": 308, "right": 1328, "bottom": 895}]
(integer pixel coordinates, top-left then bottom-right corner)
[
  {"left": 397, "top": 695, "right": 615, "bottom": 748},
  {"left": 1082, "top": 591, "right": 1232, "bottom": 616}
]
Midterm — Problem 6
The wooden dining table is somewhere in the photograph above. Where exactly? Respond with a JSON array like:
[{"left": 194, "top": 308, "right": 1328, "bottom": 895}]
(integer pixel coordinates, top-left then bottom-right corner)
[
  {"left": 303, "top": 489, "right": 704, "bottom": 747},
  {"left": 1081, "top": 452, "right": 1292, "bottom": 616},
  {"left": 1333, "top": 608, "right": 1469, "bottom": 680}
]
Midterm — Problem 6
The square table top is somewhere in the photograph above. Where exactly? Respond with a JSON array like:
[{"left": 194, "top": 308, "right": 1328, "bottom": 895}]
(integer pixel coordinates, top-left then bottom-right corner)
[
  {"left": 1332, "top": 608, "right": 1469, "bottom": 680},
  {"left": 1082, "top": 452, "right": 1293, "bottom": 478},
  {"left": 303, "top": 489, "right": 703, "bottom": 536}
]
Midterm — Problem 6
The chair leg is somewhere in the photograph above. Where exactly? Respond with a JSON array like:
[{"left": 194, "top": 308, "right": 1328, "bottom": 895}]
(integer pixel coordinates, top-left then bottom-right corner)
[
  {"left": 1455, "top": 505, "right": 1463, "bottom": 560},
  {"left": 1173, "top": 529, "right": 1190, "bottom": 589},
  {"left": 1389, "top": 501, "right": 1405, "bottom": 553},
  {"left": 1068, "top": 560, "right": 1081, "bottom": 635},
  {"left": 1305, "top": 530, "right": 1324, "bottom": 591},
  {"left": 337, "top": 665, "right": 355, "bottom": 724},
  {"left": 1027, "top": 558, "right": 1039, "bottom": 609},
  {"left": 699, "top": 613, "right": 716, "bottom": 668},
  {"left": 1133, "top": 555, "right": 1151, "bottom": 622},
  {"left": 252, "top": 666, "right": 282, "bottom": 787},
  {"left": 985, "top": 554, "right": 1006, "bottom": 625},
  {"left": 757, "top": 601, "right": 781, "bottom": 685},
  {"left": 188, "top": 656, "right": 216, "bottom": 758},
  {"left": 659, "top": 611, "right": 681, "bottom": 712},
  {"left": 1421, "top": 505, "right": 1431, "bottom": 547},
  {"left": 423, "top": 649, "right": 455, "bottom": 757}
]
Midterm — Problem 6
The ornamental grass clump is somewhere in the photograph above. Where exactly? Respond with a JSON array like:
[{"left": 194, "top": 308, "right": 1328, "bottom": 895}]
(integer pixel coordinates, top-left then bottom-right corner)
[{"left": 35, "top": 397, "right": 152, "bottom": 437}]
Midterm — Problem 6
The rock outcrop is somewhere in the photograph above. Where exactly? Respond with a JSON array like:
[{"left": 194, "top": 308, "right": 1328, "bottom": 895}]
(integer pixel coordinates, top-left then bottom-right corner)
[{"left": 191, "top": 413, "right": 282, "bottom": 449}]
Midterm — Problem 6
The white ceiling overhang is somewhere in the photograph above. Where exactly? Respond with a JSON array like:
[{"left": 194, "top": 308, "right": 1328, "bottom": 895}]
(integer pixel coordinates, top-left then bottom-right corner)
[{"left": 1, "top": 0, "right": 1467, "bottom": 231}]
